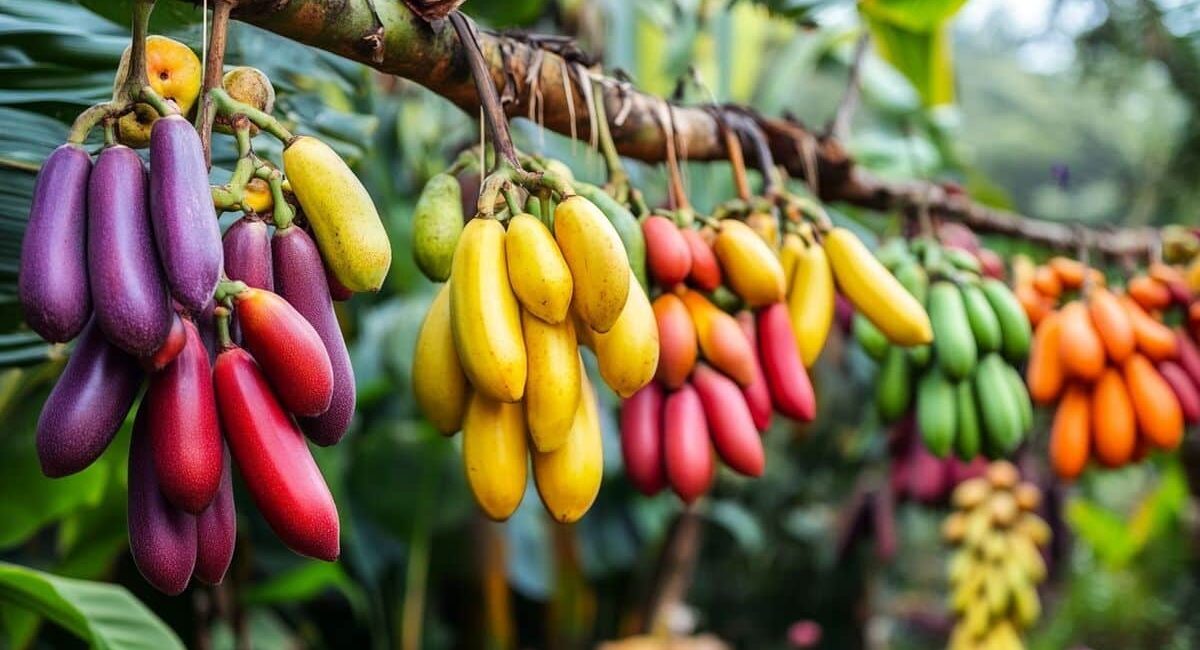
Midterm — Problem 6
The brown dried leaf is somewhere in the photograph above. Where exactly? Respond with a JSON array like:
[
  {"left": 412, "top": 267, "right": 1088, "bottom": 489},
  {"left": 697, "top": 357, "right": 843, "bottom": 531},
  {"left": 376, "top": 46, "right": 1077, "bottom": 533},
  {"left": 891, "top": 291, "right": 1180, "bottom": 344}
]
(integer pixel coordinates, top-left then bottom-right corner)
[{"left": 403, "top": 0, "right": 466, "bottom": 21}]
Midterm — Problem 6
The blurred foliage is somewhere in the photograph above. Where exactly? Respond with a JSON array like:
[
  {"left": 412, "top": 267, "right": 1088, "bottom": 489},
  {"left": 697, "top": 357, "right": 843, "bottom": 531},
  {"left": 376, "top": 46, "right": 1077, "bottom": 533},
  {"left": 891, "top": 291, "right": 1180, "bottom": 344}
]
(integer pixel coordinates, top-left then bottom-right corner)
[{"left": 0, "top": 0, "right": 1198, "bottom": 649}]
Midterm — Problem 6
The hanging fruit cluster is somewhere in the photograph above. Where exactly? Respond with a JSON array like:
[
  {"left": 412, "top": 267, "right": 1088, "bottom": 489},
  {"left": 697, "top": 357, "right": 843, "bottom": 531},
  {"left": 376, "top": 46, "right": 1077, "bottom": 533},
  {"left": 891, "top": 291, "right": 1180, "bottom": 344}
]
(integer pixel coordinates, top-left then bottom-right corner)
[
  {"left": 1019, "top": 258, "right": 1194, "bottom": 478},
  {"left": 20, "top": 16, "right": 390, "bottom": 593},
  {"left": 942, "top": 462, "right": 1050, "bottom": 650},
  {"left": 859, "top": 238, "right": 1033, "bottom": 459},
  {"left": 620, "top": 207, "right": 817, "bottom": 503},
  {"left": 412, "top": 157, "right": 656, "bottom": 524}
]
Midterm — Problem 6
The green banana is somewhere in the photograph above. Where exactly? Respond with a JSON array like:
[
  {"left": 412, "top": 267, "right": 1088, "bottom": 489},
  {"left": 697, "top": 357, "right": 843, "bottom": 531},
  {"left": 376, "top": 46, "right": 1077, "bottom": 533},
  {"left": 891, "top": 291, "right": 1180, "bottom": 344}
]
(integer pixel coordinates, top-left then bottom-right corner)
[
  {"left": 981, "top": 278, "right": 1033, "bottom": 362},
  {"left": 955, "top": 380, "right": 982, "bottom": 460},
  {"left": 893, "top": 259, "right": 929, "bottom": 305},
  {"left": 917, "top": 368, "right": 957, "bottom": 457},
  {"left": 572, "top": 182, "right": 646, "bottom": 288},
  {"left": 412, "top": 173, "right": 464, "bottom": 282},
  {"left": 975, "top": 353, "right": 1024, "bottom": 456},
  {"left": 944, "top": 247, "right": 983, "bottom": 274},
  {"left": 961, "top": 282, "right": 1002, "bottom": 353},
  {"left": 875, "top": 238, "right": 913, "bottom": 270},
  {"left": 930, "top": 281, "right": 978, "bottom": 381},
  {"left": 908, "top": 343, "right": 932, "bottom": 368},
  {"left": 853, "top": 314, "right": 890, "bottom": 362},
  {"left": 876, "top": 346, "right": 913, "bottom": 422},
  {"left": 1002, "top": 363, "right": 1034, "bottom": 434}
]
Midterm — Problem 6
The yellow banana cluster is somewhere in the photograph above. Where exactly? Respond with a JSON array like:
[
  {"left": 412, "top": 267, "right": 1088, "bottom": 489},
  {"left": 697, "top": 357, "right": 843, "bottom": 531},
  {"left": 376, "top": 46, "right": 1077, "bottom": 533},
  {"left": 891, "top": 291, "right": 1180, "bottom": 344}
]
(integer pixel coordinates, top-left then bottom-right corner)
[
  {"left": 942, "top": 462, "right": 1051, "bottom": 650},
  {"left": 412, "top": 194, "right": 658, "bottom": 523}
]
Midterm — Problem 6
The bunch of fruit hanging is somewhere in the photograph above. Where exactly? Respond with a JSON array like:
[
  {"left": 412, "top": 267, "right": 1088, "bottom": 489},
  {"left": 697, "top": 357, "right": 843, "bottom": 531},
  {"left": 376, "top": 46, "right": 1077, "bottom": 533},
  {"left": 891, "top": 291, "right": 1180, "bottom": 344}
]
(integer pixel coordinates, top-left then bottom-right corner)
[{"left": 19, "top": 4, "right": 390, "bottom": 594}]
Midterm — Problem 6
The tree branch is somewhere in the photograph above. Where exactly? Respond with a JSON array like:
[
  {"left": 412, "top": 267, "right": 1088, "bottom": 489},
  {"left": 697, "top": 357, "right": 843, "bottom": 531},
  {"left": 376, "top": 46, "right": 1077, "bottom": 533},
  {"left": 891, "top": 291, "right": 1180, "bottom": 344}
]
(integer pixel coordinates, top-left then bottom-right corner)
[{"left": 213, "top": 0, "right": 1160, "bottom": 256}]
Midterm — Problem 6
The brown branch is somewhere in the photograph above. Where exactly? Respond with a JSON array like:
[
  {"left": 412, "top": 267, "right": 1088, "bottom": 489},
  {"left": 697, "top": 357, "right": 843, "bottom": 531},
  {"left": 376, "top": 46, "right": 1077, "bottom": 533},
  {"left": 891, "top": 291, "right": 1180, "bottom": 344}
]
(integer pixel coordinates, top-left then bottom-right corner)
[
  {"left": 197, "top": 0, "right": 234, "bottom": 168},
  {"left": 212, "top": 0, "right": 1160, "bottom": 257}
]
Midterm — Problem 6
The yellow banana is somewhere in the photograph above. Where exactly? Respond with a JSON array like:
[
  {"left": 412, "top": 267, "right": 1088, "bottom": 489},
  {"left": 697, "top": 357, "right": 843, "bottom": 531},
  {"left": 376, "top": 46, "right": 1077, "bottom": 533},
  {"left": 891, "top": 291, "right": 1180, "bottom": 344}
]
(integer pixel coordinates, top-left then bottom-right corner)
[
  {"left": 413, "top": 284, "right": 468, "bottom": 434},
  {"left": 1017, "top": 513, "right": 1052, "bottom": 549},
  {"left": 822, "top": 227, "right": 932, "bottom": 346},
  {"left": 983, "top": 567, "right": 1009, "bottom": 617},
  {"left": 282, "top": 135, "right": 391, "bottom": 291},
  {"left": 787, "top": 240, "right": 835, "bottom": 367},
  {"left": 554, "top": 195, "right": 630, "bottom": 333},
  {"left": 713, "top": 219, "right": 786, "bottom": 307},
  {"left": 505, "top": 213, "right": 573, "bottom": 324},
  {"left": 532, "top": 367, "right": 603, "bottom": 523},
  {"left": 450, "top": 218, "right": 526, "bottom": 402},
  {"left": 522, "top": 311, "right": 580, "bottom": 452},
  {"left": 462, "top": 392, "right": 528, "bottom": 521},
  {"left": 593, "top": 273, "right": 660, "bottom": 397},
  {"left": 779, "top": 232, "right": 805, "bottom": 292},
  {"left": 745, "top": 211, "right": 779, "bottom": 249}
]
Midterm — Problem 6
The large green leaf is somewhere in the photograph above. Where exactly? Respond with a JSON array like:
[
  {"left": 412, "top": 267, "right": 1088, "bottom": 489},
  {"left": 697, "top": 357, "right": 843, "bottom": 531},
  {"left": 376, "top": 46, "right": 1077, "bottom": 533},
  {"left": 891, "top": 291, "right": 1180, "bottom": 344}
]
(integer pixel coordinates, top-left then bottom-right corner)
[
  {"left": 859, "top": 0, "right": 964, "bottom": 106},
  {"left": 0, "top": 562, "right": 183, "bottom": 650}
]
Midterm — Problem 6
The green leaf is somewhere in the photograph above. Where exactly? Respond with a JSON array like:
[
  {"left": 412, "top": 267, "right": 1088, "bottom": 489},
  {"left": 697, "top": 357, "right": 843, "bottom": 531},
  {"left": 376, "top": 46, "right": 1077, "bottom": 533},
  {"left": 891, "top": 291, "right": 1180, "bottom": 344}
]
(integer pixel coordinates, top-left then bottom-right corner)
[
  {"left": 859, "top": 0, "right": 965, "bottom": 106},
  {"left": 242, "top": 561, "right": 368, "bottom": 615},
  {"left": 0, "top": 562, "right": 183, "bottom": 650}
]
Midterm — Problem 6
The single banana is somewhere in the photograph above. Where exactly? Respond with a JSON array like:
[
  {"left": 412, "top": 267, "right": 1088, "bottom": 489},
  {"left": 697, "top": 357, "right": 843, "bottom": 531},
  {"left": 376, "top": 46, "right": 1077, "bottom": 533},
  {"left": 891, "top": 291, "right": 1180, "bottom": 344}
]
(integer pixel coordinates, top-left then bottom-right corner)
[
  {"left": 787, "top": 240, "right": 835, "bottom": 367},
  {"left": 593, "top": 273, "right": 660, "bottom": 397},
  {"left": 531, "top": 367, "right": 603, "bottom": 523},
  {"left": 522, "top": 311, "right": 580, "bottom": 452},
  {"left": 713, "top": 219, "right": 786, "bottom": 307},
  {"left": 462, "top": 392, "right": 528, "bottom": 521},
  {"left": 823, "top": 227, "right": 932, "bottom": 346},
  {"left": 282, "top": 135, "right": 391, "bottom": 291},
  {"left": 450, "top": 218, "right": 527, "bottom": 402},
  {"left": 554, "top": 195, "right": 630, "bottom": 333},
  {"left": 506, "top": 213, "right": 573, "bottom": 324},
  {"left": 413, "top": 283, "right": 468, "bottom": 434}
]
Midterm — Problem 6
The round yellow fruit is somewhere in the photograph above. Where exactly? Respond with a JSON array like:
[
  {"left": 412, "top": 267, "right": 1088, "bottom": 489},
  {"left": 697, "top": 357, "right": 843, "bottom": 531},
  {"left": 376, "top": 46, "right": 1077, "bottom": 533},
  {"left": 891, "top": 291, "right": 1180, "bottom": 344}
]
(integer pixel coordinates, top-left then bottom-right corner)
[{"left": 112, "top": 35, "right": 202, "bottom": 147}]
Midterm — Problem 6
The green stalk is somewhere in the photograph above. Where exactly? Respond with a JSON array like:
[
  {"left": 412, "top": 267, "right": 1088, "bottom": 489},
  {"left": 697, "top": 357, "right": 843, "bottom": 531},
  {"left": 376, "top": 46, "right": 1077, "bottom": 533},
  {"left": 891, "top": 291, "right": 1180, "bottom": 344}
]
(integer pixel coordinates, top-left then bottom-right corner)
[{"left": 210, "top": 88, "right": 293, "bottom": 142}]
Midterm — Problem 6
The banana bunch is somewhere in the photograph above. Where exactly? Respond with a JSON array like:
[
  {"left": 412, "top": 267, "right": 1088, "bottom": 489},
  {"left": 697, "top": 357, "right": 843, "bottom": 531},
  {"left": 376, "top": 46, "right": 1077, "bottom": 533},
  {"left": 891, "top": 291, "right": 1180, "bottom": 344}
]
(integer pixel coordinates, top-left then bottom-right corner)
[
  {"left": 411, "top": 172, "right": 657, "bottom": 524},
  {"left": 943, "top": 462, "right": 1051, "bottom": 650},
  {"left": 1019, "top": 258, "right": 1195, "bottom": 478},
  {"left": 859, "top": 239, "right": 1034, "bottom": 459},
  {"left": 619, "top": 210, "right": 816, "bottom": 503}
]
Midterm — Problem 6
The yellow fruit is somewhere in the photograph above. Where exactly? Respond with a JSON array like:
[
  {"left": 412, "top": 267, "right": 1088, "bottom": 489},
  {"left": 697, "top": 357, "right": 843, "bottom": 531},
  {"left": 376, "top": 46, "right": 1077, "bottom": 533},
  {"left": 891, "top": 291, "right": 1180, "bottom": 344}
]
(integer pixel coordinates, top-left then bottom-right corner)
[
  {"left": 823, "top": 227, "right": 932, "bottom": 346},
  {"left": 413, "top": 284, "right": 468, "bottom": 434},
  {"left": 505, "top": 213, "right": 573, "bottom": 323},
  {"left": 779, "top": 232, "right": 805, "bottom": 291},
  {"left": 462, "top": 393, "right": 528, "bottom": 521},
  {"left": 112, "top": 35, "right": 202, "bottom": 147},
  {"left": 283, "top": 135, "right": 391, "bottom": 291},
  {"left": 522, "top": 311, "right": 580, "bottom": 452},
  {"left": 593, "top": 274, "right": 659, "bottom": 397},
  {"left": 713, "top": 219, "right": 786, "bottom": 307},
  {"left": 222, "top": 66, "right": 275, "bottom": 114},
  {"left": 241, "top": 177, "right": 274, "bottom": 214},
  {"left": 449, "top": 219, "right": 526, "bottom": 402},
  {"left": 532, "top": 367, "right": 603, "bottom": 523},
  {"left": 554, "top": 195, "right": 630, "bottom": 333},
  {"left": 787, "top": 240, "right": 835, "bottom": 367},
  {"left": 745, "top": 211, "right": 779, "bottom": 248}
]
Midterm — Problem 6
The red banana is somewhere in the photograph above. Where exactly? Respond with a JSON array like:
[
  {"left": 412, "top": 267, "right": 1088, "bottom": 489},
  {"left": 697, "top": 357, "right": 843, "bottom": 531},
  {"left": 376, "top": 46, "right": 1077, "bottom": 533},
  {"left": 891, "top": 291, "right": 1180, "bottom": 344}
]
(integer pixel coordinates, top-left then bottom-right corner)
[
  {"left": 234, "top": 287, "right": 334, "bottom": 417},
  {"left": 145, "top": 318, "right": 223, "bottom": 513},
  {"left": 1159, "top": 360, "right": 1200, "bottom": 424},
  {"left": 643, "top": 215, "right": 692, "bottom": 287},
  {"left": 692, "top": 363, "right": 764, "bottom": 477},
  {"left": 736, "top": 311, "right": 773, "bottom": 432},
  {"left": 143, "top": 311, "right": 188, "bottom": 372},
  {"left": 653, "top": 293, "right": 698, "bottom": 390},
  {"left": 681, "top": 228, "right": 722, "bottom": 292},
  {"left": 756, "top": 302, "right": 816, "bottom": 421},
  {"left": 1174, "top": 329, "right": 1200, "bottom": 390},
  {"left": 620, "top": 383, "right": 666, "bottom": 496},
  {"left": 663, "top": 383, "right": 714, "bottom": 503},
  {"left": 214, "top": 346, "right": 340, "bottom": 561}
]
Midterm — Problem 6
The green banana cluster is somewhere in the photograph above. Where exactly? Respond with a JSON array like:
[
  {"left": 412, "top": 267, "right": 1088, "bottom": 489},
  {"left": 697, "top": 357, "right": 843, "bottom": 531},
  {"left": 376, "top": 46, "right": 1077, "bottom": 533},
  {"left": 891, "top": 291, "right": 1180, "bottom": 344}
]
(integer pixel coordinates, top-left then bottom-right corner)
[
  {"left": 858, "top": 239, "right": 1034, "bottom": 459},
  {"left": 943, "top": 462, "right": 1051, "bottom": 650}
]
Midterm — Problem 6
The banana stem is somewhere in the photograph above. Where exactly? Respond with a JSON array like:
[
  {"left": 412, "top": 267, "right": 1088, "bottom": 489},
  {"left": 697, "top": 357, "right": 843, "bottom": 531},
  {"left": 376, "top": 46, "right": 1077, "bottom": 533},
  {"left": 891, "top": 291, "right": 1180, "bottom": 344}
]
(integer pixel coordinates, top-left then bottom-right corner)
[
  {"left": 264, "top": 169, "right": 295, "bottom": 229},
  {"left": 66, "top": 100, "right": 132, "bottom": 144},
  {"left": 214, "top": 305, "right": 233, "bottom": 349},
  {"left": 448, "top": 12, "right": 522, "bottom": 173},
  {"left": 209, "top": 88, "right": 293, "bottom": 142},
  {"left": 590, "top": 78, "right": 631, "bottom": 203},
  {"left": 114, "top": 0, "right": 156, "bottom": 103}
]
